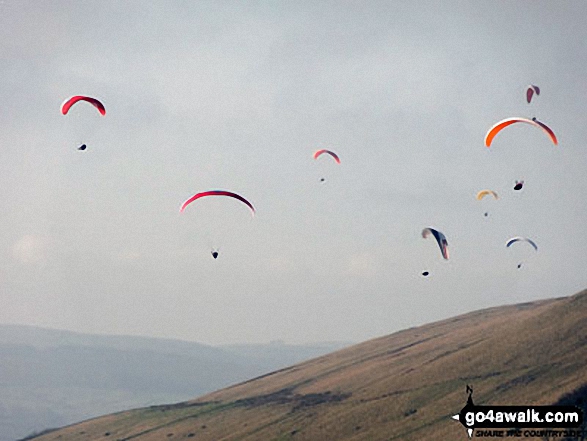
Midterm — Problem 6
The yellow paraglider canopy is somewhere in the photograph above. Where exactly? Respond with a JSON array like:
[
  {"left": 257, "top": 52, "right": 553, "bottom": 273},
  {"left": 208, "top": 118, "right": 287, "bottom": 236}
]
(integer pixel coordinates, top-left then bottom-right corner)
[{"left": 476, "top": 190, "right": 499, "bottom": 200}]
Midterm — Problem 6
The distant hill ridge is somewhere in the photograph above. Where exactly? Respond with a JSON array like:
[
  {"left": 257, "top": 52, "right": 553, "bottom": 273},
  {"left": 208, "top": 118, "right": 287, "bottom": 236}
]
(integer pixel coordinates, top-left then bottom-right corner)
[
  {"left": 28, "top": 288, "right": 587, "bottom": 440},
  {"left": 0, "top": 325, "right": 347, "bottom": 441}
]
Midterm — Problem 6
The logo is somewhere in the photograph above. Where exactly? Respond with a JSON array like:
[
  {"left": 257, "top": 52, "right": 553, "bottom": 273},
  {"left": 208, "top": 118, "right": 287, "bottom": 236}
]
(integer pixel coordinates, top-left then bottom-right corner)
[{"left": 451, "top": 385, "right": 584, "bottom": 438}]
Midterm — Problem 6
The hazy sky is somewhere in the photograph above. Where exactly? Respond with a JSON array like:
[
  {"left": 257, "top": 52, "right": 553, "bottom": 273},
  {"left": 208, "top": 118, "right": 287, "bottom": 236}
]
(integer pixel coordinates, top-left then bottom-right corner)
[{"left": 1, "top": 1, "right": 586, "bottom": 345}]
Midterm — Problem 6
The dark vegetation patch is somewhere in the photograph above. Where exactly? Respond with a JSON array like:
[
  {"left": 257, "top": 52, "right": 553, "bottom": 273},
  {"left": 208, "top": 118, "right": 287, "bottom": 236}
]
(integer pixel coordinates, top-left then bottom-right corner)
[
  {"left": 292, "top": 391, "right": 350, "bottom": 411},
  {"left": 458, "top": 371, "right": 502, "bottom": 381},
  {"left": 404, "top": 408, "right": 417, "bottom": 417},
  {"left": 359, "top": 389, "right": 410, "bottom": 404},
  {"left": 551, "top": 383, "right": 587, "bottom": 440},
  {"left": 554, "top": 382, "right": 587, "bottom": 419},
  {"left": 555, "top": 382, "right": 587, "bottom": 405},
  {"left": 235, "top": 387, "right": 295, "bottom": 407},
  {"left": 234, "top": 387, "right": 351, "bottom": 411},
  {"left": 149, "top": 401, "right": 216, "bottom": 412},
  {"left": 495, "top": 373, "right": 537, "bottom": 392}
]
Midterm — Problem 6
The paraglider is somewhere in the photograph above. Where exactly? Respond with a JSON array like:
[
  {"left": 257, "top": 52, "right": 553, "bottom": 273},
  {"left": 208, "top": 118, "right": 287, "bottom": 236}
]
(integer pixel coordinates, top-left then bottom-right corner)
[
  {"left": 477, "top": 190, "right": 498, "bottom": 217},
  {"left": 180, "top": 191, "right": 255, "bottom": 259},
  {"left": 313, "top": 149, "right": 340, "bottom": 164},
  {"left": 422, "top": 228, "right": 449, "bottom": 260},
  {"left": 62, "top": 96, "right": 105, "bottom": 151},
  {"left": 484, "top": 117, "right": 557, "bottom": 147},
  {"left": 514, "top": 180, "right": 524, "bottom": 191},
  {"left": 422, "top": 271, "right": 430, "bottom": 277},
  {"left": 61, "top": 96, "right": 106, "bottom": 116},
  {"left": 507, "top": 237, "right": 538, "bottom": 269},
  {"left": 180, "top": 190, "right": 255, "bottom": 216},
  {"left": 526, "top": 85, "right": 540, "bottom": 103},
  {"left": 314, "top": 149, "right": 340, "bottom": 183},
  {"left": 476, "top": 190, "right": 499, "bottom": 200},
  {"left": 506, "top": 237, "right": 538, "bottom": 251}
]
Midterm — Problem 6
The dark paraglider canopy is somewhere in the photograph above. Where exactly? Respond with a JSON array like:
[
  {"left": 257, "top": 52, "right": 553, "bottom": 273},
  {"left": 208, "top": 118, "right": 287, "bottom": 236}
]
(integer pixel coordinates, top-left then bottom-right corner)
[
  {"left": 211, "top": 250, "right": 219, "bottom": 259},
  {"left": 320, "top": 178, "right": 325, "bottom": 182},
  {"left": 527, "top": 85, "right": 540, "bottom": 104},
  {"left": 514, "top": 180, "right": 524, "bottom": 191},
  {"left": 422, "top": 271, "right": 429, "bottom": 277},
  {"left": 421, "top": 228, "right": 449, "bottom": 260},
  {"left": 507, "top": 238, "right": 537, "bottom": 269},
  {"left": 506, "top": 237, "right": 538, "bottom": 251},
  {"left": 78, "top": 144, "right": 87, "bottom": 151}
]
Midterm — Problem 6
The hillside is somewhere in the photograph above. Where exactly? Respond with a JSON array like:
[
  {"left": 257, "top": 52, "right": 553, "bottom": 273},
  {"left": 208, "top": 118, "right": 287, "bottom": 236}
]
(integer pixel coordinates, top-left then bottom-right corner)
[
  {"left": 30, "top": 289, "right": 587, "bottom": 440},
  {"left": 0, "top": 325, "right": 346, "bottom": 441}
]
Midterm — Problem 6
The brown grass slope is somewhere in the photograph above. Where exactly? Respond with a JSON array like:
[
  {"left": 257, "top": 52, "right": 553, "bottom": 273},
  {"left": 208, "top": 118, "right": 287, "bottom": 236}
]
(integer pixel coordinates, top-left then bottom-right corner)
[{"left": 31, "top": 289, "right": 587, "bottom": 441}]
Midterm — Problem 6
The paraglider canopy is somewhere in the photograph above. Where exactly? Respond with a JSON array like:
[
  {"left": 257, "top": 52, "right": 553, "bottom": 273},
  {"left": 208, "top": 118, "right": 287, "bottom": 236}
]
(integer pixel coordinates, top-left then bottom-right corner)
[
  {"left": 180, "top": 190, "right": 256, "bottom": 216},
  {"left": 313, "top": 149, "right": 341, "bottom": 164},
  {"left": 421, "top": 271, "right": 430, "bottom": 277},
  {"left": 526, "top": 85, "right": 540, "bottom": 103},
  {"left": 77, "top": 144, "right": 87, "bottom": 151},
  {"left": 422, "top": 227, "right": 449, "bottom": 260},
  {"left": 180, "top": 192, "right": 254, "bottom": 260},
  {"left": 514, "top": 180, "right": 524, "bottom": 191},
  {"left": 507, "top": 237, "right": 537, "bottom": 269},
  {"left": 61, "top": 96, "right": 106, "bottom": 116},
  {"left": 506, "top": 237, "right": 538, "bottom": 251},
  {"left": 476, "top": 190, "right": 499, "bottom": 200},
  {"left": 484, "top": 117, "right": 557, "bottom": 147}
]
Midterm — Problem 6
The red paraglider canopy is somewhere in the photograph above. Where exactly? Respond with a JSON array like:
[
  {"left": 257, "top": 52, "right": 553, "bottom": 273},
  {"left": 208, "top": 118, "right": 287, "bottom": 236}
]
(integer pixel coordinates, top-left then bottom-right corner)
[
  {"left": 179, "top": 190, "right": 255, "bottom": 216},
  {"left": 313, "top": 149, "right": 341, "bottom": 164},
  {"left": 61, "top": 96, "right": 106, "bottom": 116}
]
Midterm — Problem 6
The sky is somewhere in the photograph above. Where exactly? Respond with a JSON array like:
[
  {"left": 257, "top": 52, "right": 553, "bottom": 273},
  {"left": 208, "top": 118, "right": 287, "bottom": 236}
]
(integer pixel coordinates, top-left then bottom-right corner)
[{"left": 1, "top": 1, "right": 586, "bottom": 345}]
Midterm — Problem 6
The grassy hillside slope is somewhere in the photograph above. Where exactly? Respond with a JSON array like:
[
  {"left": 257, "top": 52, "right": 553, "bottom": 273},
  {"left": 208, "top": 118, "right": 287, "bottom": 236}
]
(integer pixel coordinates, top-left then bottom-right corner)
[{"left": 31, "top": 289, "right": 587, "bottom": 440}]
